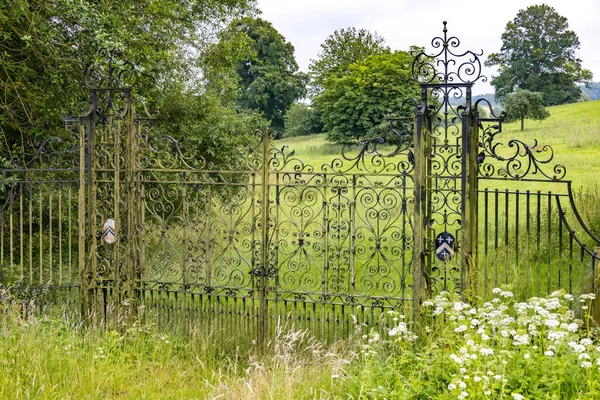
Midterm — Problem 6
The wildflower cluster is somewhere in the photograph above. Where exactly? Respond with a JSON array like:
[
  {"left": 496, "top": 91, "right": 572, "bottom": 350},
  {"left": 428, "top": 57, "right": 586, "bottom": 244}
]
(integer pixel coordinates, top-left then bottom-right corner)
[
  {"left": 417, "top": 289, "right": 599, "bottom": 399},
  {"left": 361, "top": 330, "right": 381, "bottom": 357},
  {"left": 387, "top": 312, "right": 418, "bottom": 342}
]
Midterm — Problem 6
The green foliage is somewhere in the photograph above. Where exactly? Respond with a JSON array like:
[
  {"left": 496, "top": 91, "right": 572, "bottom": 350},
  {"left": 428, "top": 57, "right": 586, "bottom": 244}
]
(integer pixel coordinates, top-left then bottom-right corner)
[
  {"left": 211, "top": 17, "right": 306, "bottom": 133},
  {"left": 283, "top": 103, "right": 322, "bottom": 137},
  {"left": 486, "top": 4, "right": 593, "bottom": 105},
  {"left": 314, "top": 51, "right": 419, "bottom": 144},
  {"left": 0, "top": 0, "right": 256, "bottom": 165},
  {"left": 308, "top": 27, "right": 388, "bottom": 95},
  {"left": 154, "top": 89, "right": 265, "bottom": 169},
  {"left": 501, "top": 89, "right": 550, "bottom": 131}
]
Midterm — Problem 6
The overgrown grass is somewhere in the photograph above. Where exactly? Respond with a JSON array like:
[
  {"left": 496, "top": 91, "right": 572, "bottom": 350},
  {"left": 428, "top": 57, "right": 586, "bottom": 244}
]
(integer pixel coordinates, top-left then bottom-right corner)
[{"left": 2, "top": 287, "right": 600, "bottom": 399}]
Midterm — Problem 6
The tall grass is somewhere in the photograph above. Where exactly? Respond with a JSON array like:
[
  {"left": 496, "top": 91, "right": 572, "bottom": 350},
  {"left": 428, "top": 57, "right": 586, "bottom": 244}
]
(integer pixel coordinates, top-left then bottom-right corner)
[{"left": 3, "top": 287, "right": 600, "bottom": 399}]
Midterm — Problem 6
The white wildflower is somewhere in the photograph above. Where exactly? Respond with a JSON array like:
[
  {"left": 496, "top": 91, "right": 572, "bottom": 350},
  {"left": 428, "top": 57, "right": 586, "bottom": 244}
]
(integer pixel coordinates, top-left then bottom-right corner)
[
  {"left": 450, "top": 354, "right": 463, "bottom": 365},
  {"left": 568, "top": 341, "right": 586, "bottom": 354},
  {"left": 567, "top": 322, "right": 579, "bottom": 333},
  {"left": 545, "top": 319, "right": 560, "bottom": 329}
]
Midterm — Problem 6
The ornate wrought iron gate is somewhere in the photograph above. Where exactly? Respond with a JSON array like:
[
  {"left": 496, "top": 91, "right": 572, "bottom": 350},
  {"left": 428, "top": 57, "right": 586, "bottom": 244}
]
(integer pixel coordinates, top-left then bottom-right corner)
[{"left": 1, "top": 25, "right": 598, "bottom": 343}]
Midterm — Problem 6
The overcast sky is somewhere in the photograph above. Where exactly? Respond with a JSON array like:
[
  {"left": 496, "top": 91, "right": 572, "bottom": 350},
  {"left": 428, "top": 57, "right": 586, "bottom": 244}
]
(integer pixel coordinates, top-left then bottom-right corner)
[{"left": 256, "top": 0, "right": 600, "bottom": 96}]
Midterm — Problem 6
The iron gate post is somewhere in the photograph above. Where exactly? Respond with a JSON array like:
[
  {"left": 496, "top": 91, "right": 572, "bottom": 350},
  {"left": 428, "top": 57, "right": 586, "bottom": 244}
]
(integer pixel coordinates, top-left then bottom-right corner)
[
  {"left": 412, "top": 88, "right": 429, "bottom": 324},
  {"left": 85, "top": 89, "right": 99, "bottom": 322},
  {"left": 461, "top": 88, "right": 480, "bottom": 299},
  {"left": 78, "top": 119, "right": 89, "bottom": 319},
  {"left": 124, "top": 89, "right": 139, "bottom": 318},
  {"left": 259, "top": 127, "right": 271, "bottom": 347}
]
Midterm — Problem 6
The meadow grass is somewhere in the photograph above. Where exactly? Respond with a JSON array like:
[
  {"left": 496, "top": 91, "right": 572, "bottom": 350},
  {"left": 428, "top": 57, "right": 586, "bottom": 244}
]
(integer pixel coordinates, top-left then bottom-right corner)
[{"left": 3, "top": 287, "right": 600, "bottom": 399}]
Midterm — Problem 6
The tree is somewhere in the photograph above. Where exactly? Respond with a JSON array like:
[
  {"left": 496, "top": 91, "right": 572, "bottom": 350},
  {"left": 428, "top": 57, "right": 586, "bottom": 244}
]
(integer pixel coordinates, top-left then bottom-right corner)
[
  {"left": 283, "top": 103, "right": 322, "bottom": 138},
  {"left": 314, "top": 51, "right": 419, "bottom": 144},
  {"left": 486, "top": 4, "right": 593, "bottom": 105},
  {"left": 211, "top": 17, "right": 306, "bottom": 132},
  {"left": 308, "top": 27, "right": 389, "bottom": 95},
  {"left": 501, "top": 89, "right": 550, "bottom": 131},
  {"left": 0, "top": 0, "right": 256, "bottom": 162}
]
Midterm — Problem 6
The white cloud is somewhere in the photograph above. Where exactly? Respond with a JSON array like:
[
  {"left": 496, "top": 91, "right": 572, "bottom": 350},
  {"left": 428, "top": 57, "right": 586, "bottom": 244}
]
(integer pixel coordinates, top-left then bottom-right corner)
[{"left": 257, "top": 0, "right": 600, "bottom": 96}]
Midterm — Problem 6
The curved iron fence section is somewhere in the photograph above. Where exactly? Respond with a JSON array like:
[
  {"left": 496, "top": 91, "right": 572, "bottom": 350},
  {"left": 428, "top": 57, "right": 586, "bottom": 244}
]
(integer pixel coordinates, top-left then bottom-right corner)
[{"left": 477, "top": 177, "right": 600, "bottom": 300}]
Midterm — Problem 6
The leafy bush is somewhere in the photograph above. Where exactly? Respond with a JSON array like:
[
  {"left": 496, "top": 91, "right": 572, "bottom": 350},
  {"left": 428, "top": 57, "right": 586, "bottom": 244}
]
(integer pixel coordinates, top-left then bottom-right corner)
[{"left": 283, "top": 103, "right": 322, "bottom": 137}]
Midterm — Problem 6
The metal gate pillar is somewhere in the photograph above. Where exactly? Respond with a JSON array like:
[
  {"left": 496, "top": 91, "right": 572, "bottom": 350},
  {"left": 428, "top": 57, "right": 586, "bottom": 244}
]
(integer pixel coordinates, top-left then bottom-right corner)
[
  {"left": 412, "top": 87, "right": 430, "bottom": 323},
  {"left": 410, "top": 22, "right": 487, "bottom": 310},
  {"left": 461, "top": 91, "right": 480, "bottom": 299}
]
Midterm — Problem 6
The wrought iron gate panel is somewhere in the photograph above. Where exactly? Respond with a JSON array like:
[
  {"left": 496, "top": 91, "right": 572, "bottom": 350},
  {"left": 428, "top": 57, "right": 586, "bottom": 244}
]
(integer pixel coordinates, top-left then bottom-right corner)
[
  {"left": 265, "top": 122, "right": 415, "bottom": 340},
  {"left": 2, "top": 25, "right": 600, "bottom": 344},
  {"left": 131, "top": 126, "right": 265, "bottom": 336}
]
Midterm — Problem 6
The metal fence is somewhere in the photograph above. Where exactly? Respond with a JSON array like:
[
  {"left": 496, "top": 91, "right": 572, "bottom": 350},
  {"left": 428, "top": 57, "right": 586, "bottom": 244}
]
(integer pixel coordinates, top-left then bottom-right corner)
[{"left": 1, "top": 26, "right": 598, "bottom": 345}]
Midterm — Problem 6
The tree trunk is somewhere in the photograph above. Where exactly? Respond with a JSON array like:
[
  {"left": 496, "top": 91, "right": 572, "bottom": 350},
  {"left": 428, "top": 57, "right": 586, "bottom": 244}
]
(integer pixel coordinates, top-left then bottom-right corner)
[{"left": 521, "top": 116, "right": 524, "bottom": 131}]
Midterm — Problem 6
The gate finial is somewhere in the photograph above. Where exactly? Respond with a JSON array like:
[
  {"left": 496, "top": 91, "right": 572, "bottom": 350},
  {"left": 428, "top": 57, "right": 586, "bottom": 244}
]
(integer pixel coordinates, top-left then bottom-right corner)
[
  {"left": 84, "top": 48, "right": 139, "bottom": 89},
  {"left": 411, "top": 22, "right": 486, "bottom": 85}
]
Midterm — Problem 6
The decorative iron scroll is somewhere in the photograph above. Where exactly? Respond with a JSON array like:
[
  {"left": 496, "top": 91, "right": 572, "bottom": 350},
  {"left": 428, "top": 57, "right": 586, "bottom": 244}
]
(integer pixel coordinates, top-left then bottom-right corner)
[
  {"left": 476, "top": 99, "right": 567, "bottom": 180},
  {"left": 2, "top": 134, "right": 80, "bottom": 171},
  {"left": 84, "top": 48, "right": 139, "bottom": 89},
  {"left": 411, "top": 21, "right": 485, "bottom": 85},
  {"left": 138, "top": 128, "right": 262, "bottom": 173},
  {"left": 269, "top": 99, "right": 417, "bottom": 176}
]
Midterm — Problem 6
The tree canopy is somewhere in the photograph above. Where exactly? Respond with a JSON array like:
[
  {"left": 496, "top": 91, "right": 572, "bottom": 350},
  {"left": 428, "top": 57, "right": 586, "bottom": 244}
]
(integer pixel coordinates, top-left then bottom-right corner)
[
  {"left": 314, "top": 51, "right": 419, "bottom": 144},
  {"left": 486, "top": 4, "right": 593, "bottom": 105},
  {"left": 308, "top": 28, "right": 389, "bottom": 96},
  {"left": 283, "top": 103, "right": 322, "bottom": 138},
  {"left": 210, "top": 17, "right": 306, "bottom": 132},
  {"left": 501, "top": 89, "right": 550, "bottom": 131},
  {"left": 1, "top": 0, "right": 258, "bottom": 163}
]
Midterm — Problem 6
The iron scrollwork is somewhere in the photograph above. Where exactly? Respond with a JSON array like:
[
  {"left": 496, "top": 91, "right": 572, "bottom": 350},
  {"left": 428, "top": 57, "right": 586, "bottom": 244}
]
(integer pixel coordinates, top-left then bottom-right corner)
[
  {"left": 84, "top": 48, "right": 139, "bottom": 89},
  {"left": 476, "top": 99, "right": 567, "bottom": 180},
  {"left": 411, "top": 21, "right": 485, "bottom": 85}
]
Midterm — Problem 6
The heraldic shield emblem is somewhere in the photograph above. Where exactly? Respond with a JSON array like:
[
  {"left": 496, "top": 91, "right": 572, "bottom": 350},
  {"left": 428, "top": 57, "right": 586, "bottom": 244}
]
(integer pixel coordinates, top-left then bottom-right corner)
[{"left": 102, "top": 218, "right": 116, "bottom": 245}]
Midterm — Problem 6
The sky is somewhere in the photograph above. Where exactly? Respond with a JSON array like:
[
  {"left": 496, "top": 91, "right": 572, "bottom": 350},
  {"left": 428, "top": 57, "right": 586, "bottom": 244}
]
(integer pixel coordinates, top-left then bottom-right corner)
[{"left": 256, "top": 0, "right": 600, "bottom": 96}]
